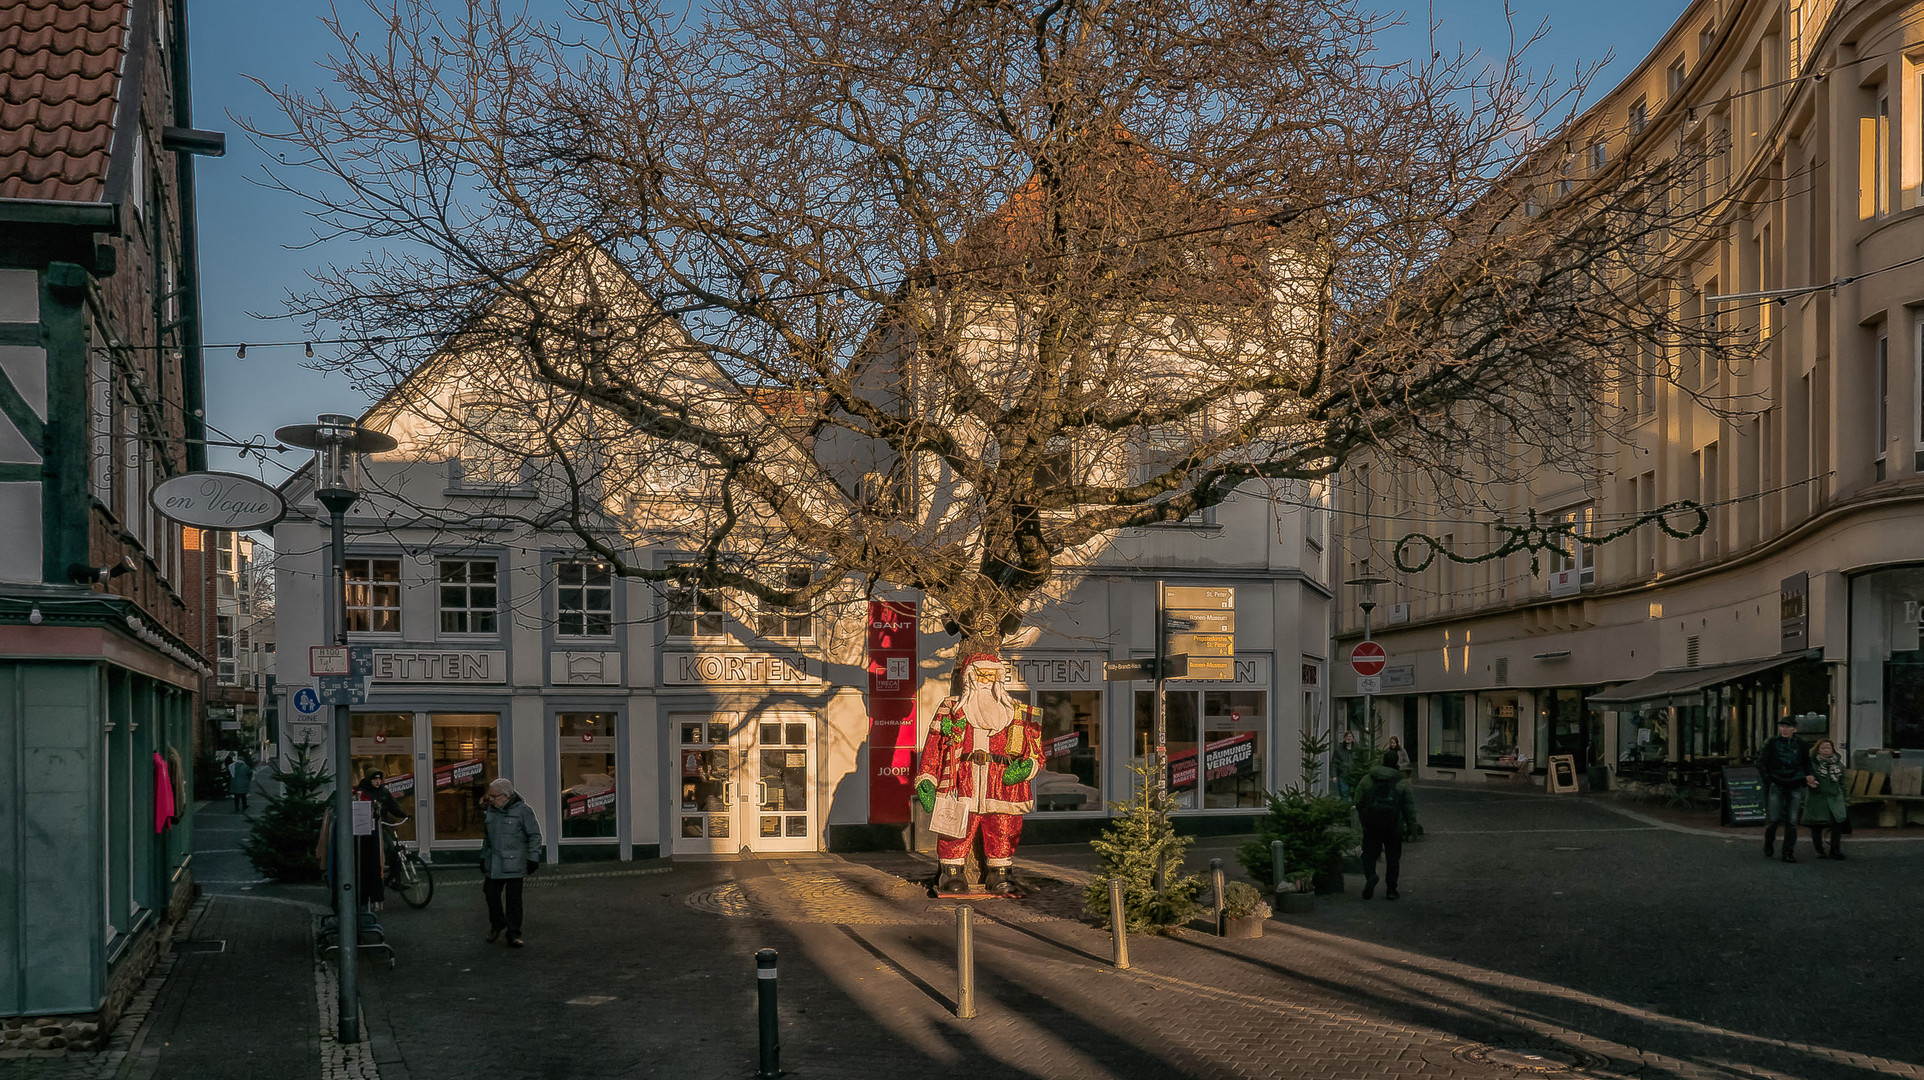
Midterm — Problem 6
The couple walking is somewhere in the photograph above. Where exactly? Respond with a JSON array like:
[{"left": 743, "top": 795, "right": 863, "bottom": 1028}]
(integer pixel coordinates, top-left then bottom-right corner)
[{"left": 1758, "top": 719, "right": 1849, "bottom": 862}]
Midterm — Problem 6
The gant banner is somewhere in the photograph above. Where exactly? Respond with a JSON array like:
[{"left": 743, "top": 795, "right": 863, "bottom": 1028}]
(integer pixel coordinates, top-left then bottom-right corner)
[{"left": 867, "top": 600, "right": 918, "bottom": 823}]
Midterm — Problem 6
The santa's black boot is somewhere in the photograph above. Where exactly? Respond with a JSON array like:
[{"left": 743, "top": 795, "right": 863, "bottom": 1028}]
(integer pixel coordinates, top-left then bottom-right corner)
[
  {"left": 936, "top": 864, "right": 969, "bottom": 895},
  {"left": 982, "top": 866, "right": 1016, "bottom": 895}
]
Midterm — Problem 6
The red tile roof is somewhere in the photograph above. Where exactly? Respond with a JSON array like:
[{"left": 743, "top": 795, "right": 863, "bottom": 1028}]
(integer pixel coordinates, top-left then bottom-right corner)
[{"left": 0, "top": 0, "right": 130, "bottom": 202}]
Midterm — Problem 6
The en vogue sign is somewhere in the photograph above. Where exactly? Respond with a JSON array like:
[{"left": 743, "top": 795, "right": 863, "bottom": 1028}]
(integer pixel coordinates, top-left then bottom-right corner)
[
  {"left": 665, "top": 652, "right": 823, "bottom": 686},
  {"left": 149, "top": 471, "right": 286, "bottom": 530}
]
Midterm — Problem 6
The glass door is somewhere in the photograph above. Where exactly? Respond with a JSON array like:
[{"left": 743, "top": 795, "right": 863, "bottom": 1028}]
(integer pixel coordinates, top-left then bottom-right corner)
[
  {"left": 430, "top": 713, "right": 499, "bottom": 845},
  {"left": 349, "top": 713, "right": 417, "bottom": 842},
  {"left": 675, "top": 714, "right": 737, "bottom": 855},
  {"left": 751, "top": 714, "right": 815, "bottom": 853}
]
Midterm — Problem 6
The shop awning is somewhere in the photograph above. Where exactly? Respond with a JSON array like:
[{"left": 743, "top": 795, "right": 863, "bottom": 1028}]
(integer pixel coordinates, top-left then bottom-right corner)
[{"left": 1588, "top": 651, "right": 1818, "bottom": 709}]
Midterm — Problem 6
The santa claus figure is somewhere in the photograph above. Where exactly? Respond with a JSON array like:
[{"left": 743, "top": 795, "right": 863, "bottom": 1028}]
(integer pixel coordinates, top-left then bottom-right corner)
[{"left": 914, "top": 653, "right": 1045, "bottom": 895}]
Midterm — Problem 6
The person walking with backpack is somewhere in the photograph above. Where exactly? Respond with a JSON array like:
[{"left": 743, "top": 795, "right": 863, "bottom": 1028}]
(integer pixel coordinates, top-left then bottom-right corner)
[{"left": 1352, "top": 750, "right": 1418, "bottom": 900}]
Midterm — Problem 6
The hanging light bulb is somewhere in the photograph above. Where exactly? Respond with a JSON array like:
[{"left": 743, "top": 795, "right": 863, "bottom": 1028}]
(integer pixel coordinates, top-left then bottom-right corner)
[
  {"left": 28, "top": 605, "right": 42, "bottom": 625},
  {"left": 304, "top": 342, "right": 314, "bottom": 358},
  {"left": 236, "top": 344, "right": 247, "bottom": 359}
]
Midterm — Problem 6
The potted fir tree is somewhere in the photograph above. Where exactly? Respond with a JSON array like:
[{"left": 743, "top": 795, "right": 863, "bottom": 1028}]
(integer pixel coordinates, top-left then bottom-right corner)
[
  {"left": 1221, "top": 882, "right": 1271, "bottom": 937},
  {"left": 1274, "top": 869, "right": 1316, "bottom": 914}
]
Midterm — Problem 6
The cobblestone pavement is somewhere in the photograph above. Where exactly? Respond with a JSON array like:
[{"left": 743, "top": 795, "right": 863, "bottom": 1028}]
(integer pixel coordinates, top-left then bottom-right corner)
[{"left": 6, "top": 785, "right": 1920, "bottom": 1078}]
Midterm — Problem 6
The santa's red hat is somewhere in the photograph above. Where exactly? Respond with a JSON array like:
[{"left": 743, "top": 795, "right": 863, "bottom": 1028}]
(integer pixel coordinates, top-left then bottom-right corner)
[{"left": 959, "top": 653, "right": 1002, "bottom": 670}]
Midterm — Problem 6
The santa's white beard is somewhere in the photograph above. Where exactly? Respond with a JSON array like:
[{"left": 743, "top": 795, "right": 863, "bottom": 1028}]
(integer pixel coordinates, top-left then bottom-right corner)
[{"left": 958, "top": 678, "right": 1017, "bottom": 734}]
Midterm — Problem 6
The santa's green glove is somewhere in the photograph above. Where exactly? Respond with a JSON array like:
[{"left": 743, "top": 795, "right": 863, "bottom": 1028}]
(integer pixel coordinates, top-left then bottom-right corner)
[
  {"left": 915, "top": 779, "right": 936, "bottom": 813},
  {"left": 1001, "top": 759, "right": 1035, "bottom": 785}
]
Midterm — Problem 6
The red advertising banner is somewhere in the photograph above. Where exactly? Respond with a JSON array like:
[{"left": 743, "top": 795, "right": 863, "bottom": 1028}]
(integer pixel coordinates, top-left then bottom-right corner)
[
  {"left": 867, "top": 600, "right": 918, "bottom": 823},
  {"left": 1168, "top": 733, "right": 1257, "bottom": 790}
]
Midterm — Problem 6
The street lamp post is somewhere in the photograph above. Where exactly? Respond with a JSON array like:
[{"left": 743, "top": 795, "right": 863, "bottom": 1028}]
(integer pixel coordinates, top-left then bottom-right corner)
[
  {"left": 1345, "top": 575, "right": 1389, "bottom": 756},
  {"left": 274, "top": 414, "right": 397, "bottom": 1044}
]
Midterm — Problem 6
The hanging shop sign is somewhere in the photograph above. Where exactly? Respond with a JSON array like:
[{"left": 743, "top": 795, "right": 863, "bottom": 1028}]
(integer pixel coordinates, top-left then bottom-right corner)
[
  {"left": 866, "top": 600, "right": 918, "bottom": 824},
  {"left": 150, "top": 471, "right": 286, "bottom": 530},
  {"left": 1780, "top": 572, "right": 1809, "bottom": 653}
]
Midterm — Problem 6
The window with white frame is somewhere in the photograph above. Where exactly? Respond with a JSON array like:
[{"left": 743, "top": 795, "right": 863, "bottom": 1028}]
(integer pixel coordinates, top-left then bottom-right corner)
[
  {"left": 1877, "top": 331, "right": 1890, "bottom": 472},
  {"left": 458, "top": 402, "right": 538, "bottom": 487},
  {"left": 667, "top": 573, "right": 725, "bottom": 638},
  {"left": 1914, "top": 315, "right": 1924, "bottom": 455},
  {"left": 1134, "top": 428, "right": 1215, "bottom": 526},
  {"left": 439, "top": 559, "right": 499, "bottom": 634},
  {"left": 344, "top": 557, "right": 402, "bottom": 633},
  {"left": 755, "top": 566, "right": 813, "bottom": 639},
  {"left": 557, "top": 561, "right": 615, "bottom": 638},
  {"left": 1552, "top": 503, "right": 1595, "bottom": 584},
  {"left": 216, "top": 614, "right": 237, "bottom": 683}
]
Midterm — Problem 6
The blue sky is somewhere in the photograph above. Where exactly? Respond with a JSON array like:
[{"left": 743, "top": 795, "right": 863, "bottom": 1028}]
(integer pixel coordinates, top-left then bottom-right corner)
[{"left": 188, "top": 0, "right": 1694, "bottom": 477}]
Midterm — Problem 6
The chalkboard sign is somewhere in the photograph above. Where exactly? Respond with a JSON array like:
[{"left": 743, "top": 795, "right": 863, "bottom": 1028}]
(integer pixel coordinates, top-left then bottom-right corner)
[
  {"left": 1547, "top": 754, "right": 1579, "bottom": 794},
  {"left": 1722, "top": 766, "right": 1766, "bottom": 826}
]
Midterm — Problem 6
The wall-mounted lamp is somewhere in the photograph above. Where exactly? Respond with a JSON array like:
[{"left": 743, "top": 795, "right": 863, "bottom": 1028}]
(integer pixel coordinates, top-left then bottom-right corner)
[
  {"left": 69, "top": 555, "right": 136, "bottom": 584},
  {"left": 28, "top": 605, "right": 42, "bottom": 624}
]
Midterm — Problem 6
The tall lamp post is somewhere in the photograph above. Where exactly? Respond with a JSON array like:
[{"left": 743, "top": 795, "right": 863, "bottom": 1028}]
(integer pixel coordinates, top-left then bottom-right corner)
[
  {"left": 1344, "top": 575, "right": 1389, "bottom": 755},
  {"left": 275, "top": 414, "right": 397, "bottom": 1043}
]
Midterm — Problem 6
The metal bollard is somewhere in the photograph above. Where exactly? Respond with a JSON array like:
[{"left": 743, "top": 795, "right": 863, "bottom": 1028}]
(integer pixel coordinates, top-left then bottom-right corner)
[
  {"left": 1271, "top": 840, "right": 1287, "bottom": 892},
  {"left": 1211, "top": 858, "right": 1226, "bottom": 936},
  {"left": 1108, "top": 878, "right": 1130, "bottom": 969},
  {"left": 955, "top": 906, "right": 977, "bottom": 1019},
  {"left": 756, "top": 949, "right": 780, "bottom": 1078}
]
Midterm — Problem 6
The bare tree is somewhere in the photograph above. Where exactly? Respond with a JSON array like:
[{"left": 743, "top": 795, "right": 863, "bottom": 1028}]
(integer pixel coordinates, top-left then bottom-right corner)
[{"left": 253, "top": 0, "right": 1753, "bottom": 655}]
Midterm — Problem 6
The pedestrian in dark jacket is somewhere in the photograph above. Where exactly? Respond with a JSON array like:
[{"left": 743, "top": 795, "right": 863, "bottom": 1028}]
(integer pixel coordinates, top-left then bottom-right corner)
[
  {"left": 1801, "top": 738, "right": 1848, "bottom": 860},
  {"left": 1332, "top": 731, "right": 1358, "bottom": 799},
  {"left": 480, "top": 777, "right": 544, "bottom": 947},
  {"left": 1352, "top": 752, "right": 1419, "bottom": 900},
  {"left": 1758, "top": 718, "right": 1813, "bottom": 862}
]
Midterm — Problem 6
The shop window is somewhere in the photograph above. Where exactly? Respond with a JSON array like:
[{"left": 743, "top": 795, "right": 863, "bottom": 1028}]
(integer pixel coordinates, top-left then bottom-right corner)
[
  {"left": 350, "top": 713, "right": 416, "bottom": 843},
  {"left": 754, "top": 566, "right": 813, "bottom": 639},
  {"left": 1617, "top": 707, "right": 1670, "bottom": 771},
  {"left": 557, "top": 561, "right": 614, "bottom": 638},
  {"left": 1134, "top": 688, "right": 1263, "bottom": 809},
  {"left": 430, "top": 713, "right": 498, "bottom": 842},
  {"left": 667, "top": 576, "right": 724, "bottom": 638},
  {"left": 1428, "top": 694, "right": 1465, "bottom": 767},
  {"left": 1476, "top": 696, "right": 1521, "bottom": 770},
  {"left": 1849, "top": 566, "right": 1924, "bottom": 750},
  {"left": 559, "top": 713, "right": 617, "bottom": 840},
  {"left": 1024, "top": 690, "right": 1102, "bottom": 811},
  {"left": 439, "top": 559, "right": 499, "bottom": 635},
  {"left": 344, "top": 557, "right": 402, "bottom": 634}
]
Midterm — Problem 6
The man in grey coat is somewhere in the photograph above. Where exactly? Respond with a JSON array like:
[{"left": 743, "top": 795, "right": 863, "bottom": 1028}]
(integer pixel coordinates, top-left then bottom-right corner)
[{"left": 480, "top": 777, "right": 544, "bottom": 947}]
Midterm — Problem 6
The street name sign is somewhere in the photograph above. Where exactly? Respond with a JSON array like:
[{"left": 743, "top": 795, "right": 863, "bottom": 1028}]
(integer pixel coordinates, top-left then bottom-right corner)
[
  {"left": 1350, "top": 641, "right": 1387, "bottom": 677},
  {"left": 1104, "top": 656, "right": 1189, "bottom": 681},
  {"left": 1179, "top": 657, "right": 1234, "bottom": 681},
  {"left": 1164, "top": 610, "right": 1234, "bottom": 634},
  {"left": 1163, "top": 586, "right": 1235, "bottom": 610},
  {"left": 310, "top": 645, "right": 349, "bottom": 676},
  {"left": 1167, "top": 632, "right": 1234, "bottom": 657}
]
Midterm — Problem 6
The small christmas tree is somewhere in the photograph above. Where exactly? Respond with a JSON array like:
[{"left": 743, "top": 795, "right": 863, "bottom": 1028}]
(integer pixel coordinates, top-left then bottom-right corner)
[
  {"left": 1083, "top": 764, "right": 1203, "bottom": 934},
  {"left": 242, "top": 738, "right": 330, "bottom": 883}
]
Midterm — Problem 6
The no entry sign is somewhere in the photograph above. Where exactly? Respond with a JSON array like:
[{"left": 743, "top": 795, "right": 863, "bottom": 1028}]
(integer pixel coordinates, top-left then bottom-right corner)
[{"left": 1350, "top": 641, "right": 1387, "bottom": 677}]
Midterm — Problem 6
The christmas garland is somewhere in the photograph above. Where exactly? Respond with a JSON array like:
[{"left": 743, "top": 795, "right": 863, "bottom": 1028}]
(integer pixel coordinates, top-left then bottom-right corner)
[{"left": 1392, "top": 501, "right": 1709, "bottom": 575}]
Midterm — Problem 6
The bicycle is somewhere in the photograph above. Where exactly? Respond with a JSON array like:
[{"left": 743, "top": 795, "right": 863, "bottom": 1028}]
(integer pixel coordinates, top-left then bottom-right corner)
[{"left": 381, "top": 818, "right": 435, "bottom": 909}]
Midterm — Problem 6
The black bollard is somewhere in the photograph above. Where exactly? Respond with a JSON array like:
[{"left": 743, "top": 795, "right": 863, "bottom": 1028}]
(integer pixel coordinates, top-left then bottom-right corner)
[
  {"left": 756, "top": 949, "right": 780, "bottom": 1078},
  {"left": 1211, "top": 858, "right": 1225, "bottom": 936}
]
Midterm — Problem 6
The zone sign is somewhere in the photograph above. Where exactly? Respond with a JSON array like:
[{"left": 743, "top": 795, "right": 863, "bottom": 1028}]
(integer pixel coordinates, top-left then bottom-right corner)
[{"left": 1349, "top": 641, "right": 1387, "bottom": 677}]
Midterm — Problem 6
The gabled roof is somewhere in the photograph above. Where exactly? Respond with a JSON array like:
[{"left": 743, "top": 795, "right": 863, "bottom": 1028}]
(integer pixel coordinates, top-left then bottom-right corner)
[{"left": 0, "top": 0, "right": 130, "bottom": 203}]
